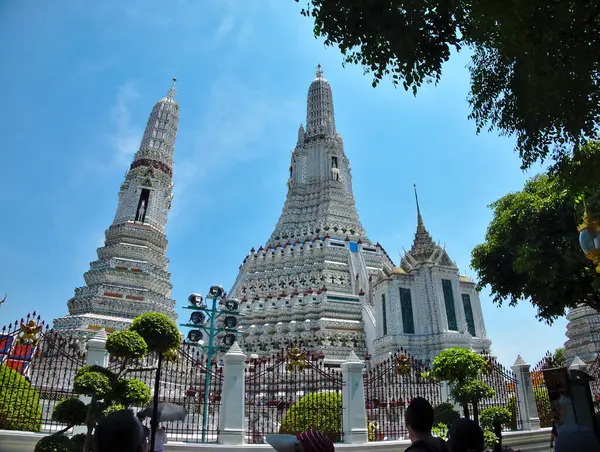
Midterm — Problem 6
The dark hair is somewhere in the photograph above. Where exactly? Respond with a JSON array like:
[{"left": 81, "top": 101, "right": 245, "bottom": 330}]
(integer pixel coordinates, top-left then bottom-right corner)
[
  {"left": 447, "top": 418, "right": 484, "bottom": 452},
  {"left": 136, "top": 412, "right": 146, "bottom": 420},
  {"left": 94, "top": 410, "right": 145, "bottom": 452},
  {"left": 405, "top": 397, "right": 434, "bottom": 433}
]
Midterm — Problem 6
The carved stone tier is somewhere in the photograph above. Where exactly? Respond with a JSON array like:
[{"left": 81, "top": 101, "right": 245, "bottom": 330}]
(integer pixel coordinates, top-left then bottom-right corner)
[
  {"left": 54, "top": 80, "right": 180, "bottom": 334},
  {"left": 564, "top": 304, "right": 600, "bottom": 363}
]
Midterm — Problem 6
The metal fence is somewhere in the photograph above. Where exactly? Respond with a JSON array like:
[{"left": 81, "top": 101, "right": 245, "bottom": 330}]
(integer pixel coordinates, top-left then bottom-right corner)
[
  {"left": 364, "top": 349, "right": 443, "bottom": 441},
  {"left": 244, "top": 344, "right": 344, "bottom": 444},
  {"left": 0, "top": 313, "right": 85, "bottom": 433},
  {"left": 109, "top": 344, "right": 223, "bottom": 443},
  {"left": 530, "top": 351, "right": 555, "bottom": 427},
  {"left": 479, "top": 352, "right": 522, "bottom": 431}
]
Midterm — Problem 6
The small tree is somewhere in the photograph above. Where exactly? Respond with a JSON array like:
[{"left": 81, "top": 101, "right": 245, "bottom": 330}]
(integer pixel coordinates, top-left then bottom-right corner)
[
  {"left": 480, "top": 406, "right": 511, "bottom": 452},
  {"left": 432, "top": 347, "right": 492, "bottom": 419},
  {"left": 433, "top": 402, "right": 460, "bottom": 428},
  {"left": 280, "top": 392, "right": 342, "bottom": 442},
  {"left": 451, "top": 380, "right": 496, "bottom": 424},
  {"left": 34, "top": 312, "right": 177, "bottom": 452}
]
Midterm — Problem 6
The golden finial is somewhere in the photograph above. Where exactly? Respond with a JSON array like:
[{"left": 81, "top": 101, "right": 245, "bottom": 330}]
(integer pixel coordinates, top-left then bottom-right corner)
[
  {"left": 167, "top": 77, "right": 177, "bottom": 99},
  {"left": 316, "top": 64, "right": 323, "bottom": 78}
]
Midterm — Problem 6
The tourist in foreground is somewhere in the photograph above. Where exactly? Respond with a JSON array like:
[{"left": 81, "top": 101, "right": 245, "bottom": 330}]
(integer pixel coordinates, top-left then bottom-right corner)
[
  {"left": 94, "top": 410, "right": 147, "bottom": 452},
  {"left": 405, "top": 397, "right": 450, "bottom": 452},
  {"left": 446, "top": 418, "right": 484, "bottom": 452},
  {"left": 266, "top": 429, "right": 335, "bottom": 452}
]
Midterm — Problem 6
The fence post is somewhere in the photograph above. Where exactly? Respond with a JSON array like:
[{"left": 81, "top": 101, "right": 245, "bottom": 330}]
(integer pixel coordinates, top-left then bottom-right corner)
[
  {"left": 342, "top": 350, "right": 368, "bottom": 444},
  {"left": 218, "top": 342, "right": 247, "bottom": 445},
  {"left": 511, "top": 355, "right": 540, "bottom": 430},
  {"left": 73, "top": 329, "right": 109, "bottom": 434}
]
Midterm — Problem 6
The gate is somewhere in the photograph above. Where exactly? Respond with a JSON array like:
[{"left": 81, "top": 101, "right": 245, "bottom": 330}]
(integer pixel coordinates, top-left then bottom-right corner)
[
  {"left": 110, "top": 344, "right": 223, "bottom": 443},
  {"left": 244, "top": 345, "right": 344, "bottom": 444},
  {"left": 0, "top": 313, "right": 86, "bottom": 433},
  {"left": 364, "top": 348, "right": 442, "bottom": 441},
  {"left": 479, "top": 353, "right": 522, "bottom": 430},
  {"left": 530, "top": 352, "right": 556, "bottom": 427}
]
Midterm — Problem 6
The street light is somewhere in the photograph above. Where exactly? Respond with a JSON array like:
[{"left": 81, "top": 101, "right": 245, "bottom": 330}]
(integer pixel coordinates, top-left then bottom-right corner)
[
  {"left": 180, "top": 286, "right": 243, "bottom": 442},
  {"left": 579, "top": 213, "right": 600, "bottom": 273}
]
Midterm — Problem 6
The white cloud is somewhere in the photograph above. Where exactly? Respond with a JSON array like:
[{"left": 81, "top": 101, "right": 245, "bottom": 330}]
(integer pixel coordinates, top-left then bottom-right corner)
[
  {"left": 110, "top": 82, "right": 142, "bottom": 167},
  {"left": 213, "top": 15, "right": 234, "bottom": 43},
  {"left": 170, "top": 76, "right": 299, "bottom": 221}
]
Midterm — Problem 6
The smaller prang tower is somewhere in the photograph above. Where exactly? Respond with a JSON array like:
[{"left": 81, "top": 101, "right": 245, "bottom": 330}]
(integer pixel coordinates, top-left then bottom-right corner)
[{"left": 54, "top": 80, "right": 180, "bottom": 333}]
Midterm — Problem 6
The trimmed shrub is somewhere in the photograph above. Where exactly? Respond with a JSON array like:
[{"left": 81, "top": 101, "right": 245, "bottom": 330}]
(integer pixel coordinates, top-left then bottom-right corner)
[
  {"left": 480, "top": 406, "right": 511, "bottom": 430},
  {"left": 434, "top": 402, "right": 460, "bottom": 428},
  {"left": 130, "top": 312, "right": 180, "bottom": 353},
  {"left": 0, "top": 364, "right": 42, "bottom": 432},
  {"left": 106, "top": 330, "right": 147, "bottom": 360},
  {"left": 483, "top": 429, "right": 498, "bottom": 450},
  {"left": 34, "top": 435, "right": 75, "bottom": 452},
  {"left": 51, "top": 398, "right": 87, "bottom": 427},
  {"left": 280, "top": 392, "right": 342, "bottom": 442},
  {"left": 112, "top": 378, "right": 151, "bottom": 407},
  {"left": 73, "top": 371, "right": 112, "bottom": 398},
  {"left": 506, "top": 396, "right": 518, "bottom": 430}
]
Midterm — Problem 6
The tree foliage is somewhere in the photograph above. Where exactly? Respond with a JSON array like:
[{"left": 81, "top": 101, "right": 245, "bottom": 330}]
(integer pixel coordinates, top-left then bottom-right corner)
[
  {"left": 130, "top": 312, "right": 180, "bottom": 353},
  {"left": 0, "top": 364, "right": 42, "bottom": 432},
  {"left": 433, "top": 402, "right": 460, "bottom": 428},
  {"left": 36, "top": 311, "right": 177, "bottom": 452},
  {"left": 480, "top": 406, "right": 511, "bottom": 431},
  {"left": 51, "top": 398, "right": 87, "bottom": 428},
  {"left": 294, "top": 0, "right": 600, "bottom": 169},
  {"left": 280, "top": 391, "right": 342, "bottom": 442},
  {"left": 471, "top": 170, "right": 600, "bottom": 323},
  {"left": 431, "top": 347, "right": 487, "bottom": 384}
]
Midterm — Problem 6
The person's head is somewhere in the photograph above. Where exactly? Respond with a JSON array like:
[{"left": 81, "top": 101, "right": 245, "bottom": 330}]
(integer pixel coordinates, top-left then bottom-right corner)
[
  {"left": 555, "top": 424, "right": 600, "bottom": 452},
  {"left": 447, "top": 418, "right": 484, "bottom": 452},
  {"left": 94, "top": 410, "right": 146, "bottom": 452},
  {"left": 266, "top": 430, "right": 335, "bottom": 452},
  {"left": 136, "top": 412, "right": 146, "bottom": 423},
  {"left": 405, "top": 397, "right": 434, "bottom": 439}
]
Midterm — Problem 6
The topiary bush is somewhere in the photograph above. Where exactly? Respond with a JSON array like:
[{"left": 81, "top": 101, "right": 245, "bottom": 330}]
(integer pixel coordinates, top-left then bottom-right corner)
[
  {"left": 51, "top": 398, "right": 87, "bottom": 427},
  {"left": 106, "top": 330, "right": 148, "bottom": 360},
  {"left": 483, "top": 429, "right": 499, "bottom": 450},
  {"left": 34, "top": 435, "right": 75, "bottom": 452},
  {"left": 111, "top": 379, "right": 151, "bottom": 407},
  {"left": 434, "top": 402, "right": 460, "bottom": 428},
  {"left": 280, "top": 392, "right": 342, "bottom": 442},
  {"left": 130, "top": 312, "right": 180, "bottom": 353},
  {"left": 480, "top": 406, "right": 511, "bottom": 431},
  {"left": 0, "top": 364, "right": 42, "bottom": 432},
  {"left": 506, "top": 396, "right": 518, "bottom": 430}
]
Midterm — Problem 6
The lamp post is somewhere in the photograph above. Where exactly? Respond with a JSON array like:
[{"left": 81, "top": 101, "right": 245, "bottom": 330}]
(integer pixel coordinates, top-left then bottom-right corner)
[
  {"left": 180, "top": 285, "right": 243, "bottom": 442},
  {"left": 578, "top": 213, "right": 600, "bottom": 273}
]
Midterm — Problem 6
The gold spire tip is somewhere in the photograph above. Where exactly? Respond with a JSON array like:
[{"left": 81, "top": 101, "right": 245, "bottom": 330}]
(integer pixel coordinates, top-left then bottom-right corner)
[{"left": 167, "top": 77, "right": 177, "bottom": 99}]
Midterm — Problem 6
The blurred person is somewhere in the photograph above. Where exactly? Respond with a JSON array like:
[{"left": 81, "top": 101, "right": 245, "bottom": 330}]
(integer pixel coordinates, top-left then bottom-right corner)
[
  {"left": 94, "top": 410, "right": 146, "bottom": 452},
  {"left": 266, "top": 429, "right": 335, "bottom": 451},
  {"left": 554, "top": 424, "right": 600, "bottom": 452},
  {"left": 405, "top": 397, "right": 450, "bottom": 452},
  {"left": 446, "top": 418, "right": 484, "bottom": 452}
]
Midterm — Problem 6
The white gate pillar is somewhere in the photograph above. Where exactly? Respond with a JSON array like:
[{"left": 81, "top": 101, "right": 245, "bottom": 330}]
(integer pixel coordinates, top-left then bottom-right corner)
[
  {"left": 342, "top": 351, "right": 368, "bottom": 444},
  {"left": 218, "top": 342, "right": 247, "bottom": 445},
  {"left": 74, "top": 329, "right": 109, "bottom": 434},
  {"left": 511, "top": 355, "right": 540, "bottom": 431}
]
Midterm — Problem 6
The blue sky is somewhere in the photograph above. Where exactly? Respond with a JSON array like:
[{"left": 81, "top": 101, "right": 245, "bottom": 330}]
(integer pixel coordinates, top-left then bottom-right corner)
[{"left": 0, "top": 0, "right": 567, "bottom": 368}]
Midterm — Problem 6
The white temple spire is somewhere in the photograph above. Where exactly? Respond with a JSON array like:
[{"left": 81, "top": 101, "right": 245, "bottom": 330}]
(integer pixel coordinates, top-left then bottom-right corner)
[{"left": 305, "top": 64, "right": 336, "bottom": 138}]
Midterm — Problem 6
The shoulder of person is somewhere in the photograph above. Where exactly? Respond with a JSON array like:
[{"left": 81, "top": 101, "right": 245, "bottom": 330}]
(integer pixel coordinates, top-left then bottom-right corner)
[{"left": 406, "top": 438, "right": 449, "bottom": 452}]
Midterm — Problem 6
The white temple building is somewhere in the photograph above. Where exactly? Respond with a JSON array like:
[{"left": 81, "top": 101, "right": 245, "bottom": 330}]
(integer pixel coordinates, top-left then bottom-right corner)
[
  {"left": 564, "top": 304, "right": 600, "bottom": 363},
  {"left": 53, "top": 80, "right": 180, "bottom": 334},
  {"left": 230, "top": 66, "right": 492, "bottom": 363}
]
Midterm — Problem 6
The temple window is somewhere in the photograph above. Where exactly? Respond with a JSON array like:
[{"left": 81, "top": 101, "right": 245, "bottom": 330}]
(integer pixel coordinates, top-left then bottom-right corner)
[
  {"left": 382, "top": 293, "right": 388, "bottom": 335},
  {"left": 462, "top": 293, "right": 476, "bottom": 336},
  {"left": 441, "top": 279, "right": 458, "bottom": 331},
  {"left": 135, "top": 189, "right": 150, "bottom": 223},
  {"left": 399, "top": 287, "right": 415, "bottom": 334},
  {"left": 331, "top": 156, "right": 338, "bottom": 167}
]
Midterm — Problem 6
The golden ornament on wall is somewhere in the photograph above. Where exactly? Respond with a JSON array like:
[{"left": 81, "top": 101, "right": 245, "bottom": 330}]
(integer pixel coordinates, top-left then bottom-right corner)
[
  {"left": 395, "top": 353, "right": 412, "bottom": 376},
  {"left": 17, "top": 319, "right": 43, "bottom": 346},
  {"left": 286, "top": 347, "right": 307, "bottom": 372}
]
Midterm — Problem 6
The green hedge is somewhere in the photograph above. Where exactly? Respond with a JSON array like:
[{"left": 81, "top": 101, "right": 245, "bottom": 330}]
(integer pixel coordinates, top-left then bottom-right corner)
[
  {"left": 0, "top": 364, "right": 42, "bottom": 432},
  {"left": 280, "top": 392, "right": 342, "bottom": 442},
  {"left": 533, "top": 387, "right": 552, "bottom": 427}
]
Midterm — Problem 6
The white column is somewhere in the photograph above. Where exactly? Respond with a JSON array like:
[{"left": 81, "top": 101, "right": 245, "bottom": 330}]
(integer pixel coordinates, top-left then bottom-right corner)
[
  {"left": 74, "top": 329, "right": 109, "bottom": 434},
  {"left": 218, "top": 342, "right": 247, "bottom": 445},
  {"left": 511, "top": 355, "right": 540, "bottom": 431},
  {"left": 342, "top": 351, "right": 368, "bottom": 444},
  {"left": 87, "top": 329, "right": 109, "bottom": 367}
]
